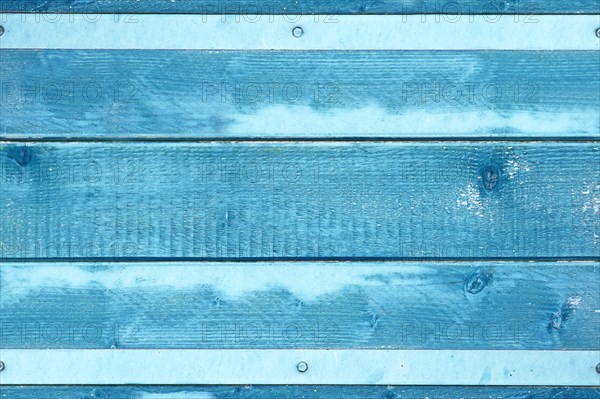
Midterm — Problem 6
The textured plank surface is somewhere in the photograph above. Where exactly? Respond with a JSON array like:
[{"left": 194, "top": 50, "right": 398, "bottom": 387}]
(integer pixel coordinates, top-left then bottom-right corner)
[
  {"left": 1, "top": 0, "right": 599, "bottom": 13},
  {"left": 1, "top": 385, "right": 599, "bottom": 399},
  {"left": 1, "top": 262, "right": 598, "bottom": 349},
  {"left": 1, "top": 142, "right": 599, "bottom": 260},
  {"left": 2, "top": 349, "right": 599, "bottom": 385},
  {"left": 1, "top": 51, "right": 599, "bottom": 138}
]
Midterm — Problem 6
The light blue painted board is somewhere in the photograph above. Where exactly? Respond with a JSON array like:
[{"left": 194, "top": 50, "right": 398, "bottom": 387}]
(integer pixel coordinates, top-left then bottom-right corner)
[
  {"left": 1, "top": 262, "right": 598, "bottom": 349},
  {"left": 1, "top": 142, "right": 598, "bottom": 260},
  {"left": 0, "top": 385, "right": 599, "bottom": 398},
  {"left": 2, "top": 15, "right": 598, "bottom": 50},
  {"left": 1, "top": 0, "right": 599, "bottom": 13},
  {"left": 2, "top": 349, "right": 598, "bottom": 385},
  {"left": 1, "top": 51, "right": 599, "bottom": 138}
]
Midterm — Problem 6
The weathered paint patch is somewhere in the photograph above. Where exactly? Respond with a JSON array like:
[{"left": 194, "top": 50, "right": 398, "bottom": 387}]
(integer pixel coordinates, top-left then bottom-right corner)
[
  {"left": 229, "top": 106, "right": 599, "bottom": 136},
  {"left": 2, "top": 50, "right": 598, "bottom": 138},
  {"left": 0, "top": 263, "right": 431, "bottom": 303},
  {"left": 1, "top": 262, "right": 598, "bottom": 350}
]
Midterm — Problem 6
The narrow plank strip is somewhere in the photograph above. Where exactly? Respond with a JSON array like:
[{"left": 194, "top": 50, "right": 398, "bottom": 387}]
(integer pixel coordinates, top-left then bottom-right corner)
[
  {"left": 1, "top": 262, "right": 598, "bottom": 349},
  {"left": 1, "top": 0, "right": 599, "bottom": 14},
  {"left": 1, "top": 386, "right": 599, "bottom": 399},
  {"left": 1, "top": 349, "right": 598, "bottom": 385},
  {"left": 1, "top": 51, "right": 598, "bottom": 138},
  {"left": 1, "top": 142, "right": 598, "bottom": 259},
  {"left": 2, "top": 15, "right": 599, "bottom": 50}
]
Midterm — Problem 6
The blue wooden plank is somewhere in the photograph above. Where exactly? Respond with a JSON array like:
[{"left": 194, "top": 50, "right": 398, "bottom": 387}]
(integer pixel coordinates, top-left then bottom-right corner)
[
  {"left": 1, "top": 51, "right": 598, "bottom": 138},
  {"left": 1, "top": 0, "right": 598, "bottom": 14},
  {"left": 2, "top": 15, "right": 597, "bottom": 51},
  {"left": 1, "top": 142, "right": 598, "bottom": 260},
  {"left": 0, "top": 385, "right": 599, "bottom": 398},
  {"left": 2, "top": 349, "right": 599, "bottom": 385},
  {"left": 1, "top": 262, "right": 598, "bottom": 349}
]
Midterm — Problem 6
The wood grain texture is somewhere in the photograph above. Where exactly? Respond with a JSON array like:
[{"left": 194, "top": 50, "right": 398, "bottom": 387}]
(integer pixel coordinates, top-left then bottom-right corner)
[
  {"left": 1, "top": 51, "right": 598, "bottom": 138},
  {"left": 1, "top": 262, "right": 598, "bottom": 349},
  {"left": 1, "top": 1, "right": 598, "bottom": 393},
  {"left": 1, "top": 0, "right": 599, "bottom": 13},
  {"left": 1, "top": 385, "right": 599, "bottom": 399},
  {"left": 1, "top": 141, "right": 599, "bottom": 260}
]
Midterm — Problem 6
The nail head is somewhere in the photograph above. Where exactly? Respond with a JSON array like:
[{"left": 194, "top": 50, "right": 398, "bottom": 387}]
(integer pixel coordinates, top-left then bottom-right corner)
[
  {"left": 596, "top": 363, "right": 600, "bottom": 374},
  {"left": 296, "top": 361, "right": 308, "bottom": 372},
  {"left": 0, "top": 26, "right": 5, "bottom": 36},
  {"left": 0, "top": 361, "right": 4, "bottom": 372},
  {"left": 292, "top": 26, "right": 303, "bottom": 38},
  {"left": 596, "top": 28, "right": 600, "bottom": 38}
]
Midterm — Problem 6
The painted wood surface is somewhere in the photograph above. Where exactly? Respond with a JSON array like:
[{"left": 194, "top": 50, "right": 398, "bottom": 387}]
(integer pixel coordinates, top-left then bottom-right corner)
[
  {"left": 1, "top": 385, "right": 599, "bottom": 399},
  {"left": 1, "top": 142, "right": 598, "bottom": 260},
  {"left": 2, "top": 15, "right": 598, "bottom": 51},
  {"left": 1, "top": 1, "right": 599, "bottom": 394},
  {"left": 1, "top": 262, "right": 598, "bottom": 349},
  {"left": 1, "top": 0, "right": 599, "bottom": 14},
  {"left": 2, "top": 349, "right": 599, "bottom": 385},
  {"left": 1, "top": 51, "right": 599, "bottom": 138}
]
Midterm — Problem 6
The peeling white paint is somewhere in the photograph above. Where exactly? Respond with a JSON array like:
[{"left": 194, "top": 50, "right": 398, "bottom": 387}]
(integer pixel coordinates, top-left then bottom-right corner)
[
  {"left": 0, "top": 263, "right": 433, "bottom": 303},
  {"left": 567, "top": 296, "right": 582, "bottom": 307},
  {"left": 581, "top": 183, "right": 600, "bottom": 214},
  {"left": 456, "top": 182, "right": 484, "bottom": 217},
  {"left": 229, "top": 105, "right": 598, "bottom": 136},
  {"left": 505, "top": 155, "right": 530, "bottom": 179}
]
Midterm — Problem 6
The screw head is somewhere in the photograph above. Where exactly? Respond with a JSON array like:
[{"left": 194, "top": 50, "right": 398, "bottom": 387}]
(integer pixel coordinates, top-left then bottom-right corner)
[
  {"left": 296, "top": 361, "right": 308, "bottom": 372},
  {"left": 0, "top": 361, "right": 4, "bottom": 372},
  {"left": 0, "top": 26, "right": 4, "bottom": 37},
  {"left": 596, "top": 28, "right": 600, "bottom": 38},
  {"left": 596, "top": 363, "right": 600, "bottom": 374},
  {"left": 292, "top": 26, "right": 303, "bottom": 38}
]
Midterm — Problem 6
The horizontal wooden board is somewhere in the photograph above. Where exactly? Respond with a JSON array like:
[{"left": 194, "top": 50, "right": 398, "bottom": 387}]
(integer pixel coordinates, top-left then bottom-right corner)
[
  {"left": 1, "top": 51, "right": 598, "bottom": 138},
  {"left": 0, "top": 386, "right": 599, "bottom": 399},
  {"left": 2, "top": 15, "right": 598, "bottom": 50},
  {"left": 2, "top": 349, "right": 598, "bottom": 385},
  {"left": 1, "top": 0, "right": 599, "bottom": 14},
  {"left": 1, "top": 262, "right": 598, "bottom": 349},
  {"left": 1, "top": 141, "right": 599, "bottom": 260},
  {"left": 1, "top": 141, "right": 598, "bottom": 260}
]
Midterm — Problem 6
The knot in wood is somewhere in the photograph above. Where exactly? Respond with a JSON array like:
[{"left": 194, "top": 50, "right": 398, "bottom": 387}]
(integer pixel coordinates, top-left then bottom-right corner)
[
  {"left": 481, "top": 163, "right": 501, "bottom": 191},
  {"left": 465, "top": 270, "right": 491, "bottom": 295},
  {"left": 8, "top": 146, "right": 33, "bottom": 167}
]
